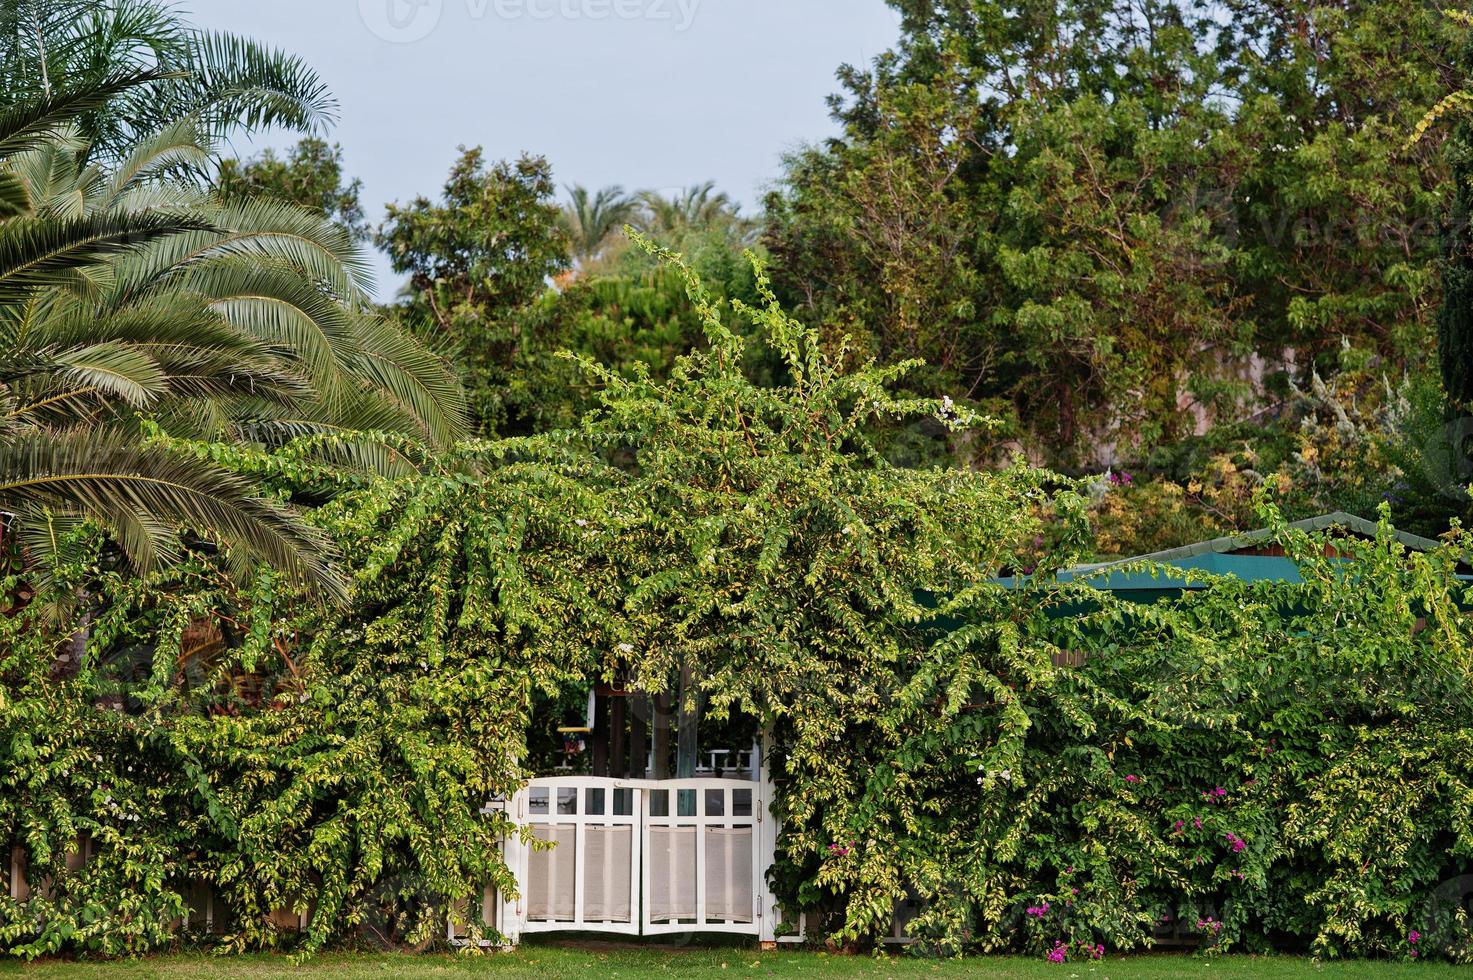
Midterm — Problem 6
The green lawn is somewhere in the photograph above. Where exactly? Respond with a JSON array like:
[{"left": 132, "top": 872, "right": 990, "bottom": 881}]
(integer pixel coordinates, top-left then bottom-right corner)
[{"left": 0, "top": 945, "right": 1460, "bottom": 979}]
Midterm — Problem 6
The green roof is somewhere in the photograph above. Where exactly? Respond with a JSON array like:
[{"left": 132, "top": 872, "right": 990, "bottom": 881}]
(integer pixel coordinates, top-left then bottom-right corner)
[
  {"left": 1024, "top": 513, "right": 1450, "bottom": 596},
  {"left": 1086, "top": 511, "right": 1439, "bottom": 572},
  {"left": 1061, "top": 553, "right": 1307, "bottom": 590}
]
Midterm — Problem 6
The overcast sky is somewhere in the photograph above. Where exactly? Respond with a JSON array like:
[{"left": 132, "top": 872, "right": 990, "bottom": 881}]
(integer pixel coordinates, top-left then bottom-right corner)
[{"left": 186, "top": 0, "right": 901, "bottom": 298}]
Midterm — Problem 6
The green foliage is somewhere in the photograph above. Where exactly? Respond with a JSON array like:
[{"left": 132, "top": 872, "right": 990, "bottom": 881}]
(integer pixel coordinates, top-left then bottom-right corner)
[
  {"left": 0, "top": 0, "right": 335, "bottom": 160},
  {"left": 6, "top": 248, "right": 1473, "bottom": 965},
  {"left": 0, "top": 525, "right": 539, "bottom": 955},
  {"left": 0, "top": 245, "right": 1069, "bottom": 956},
  {"left": 377, "top": 149, "right": 571, "bottom": 435},
  {"left": 218, "top": 139, "right": 369, "bottom": 242},
  {"left": 566, "top": 234, "right": 1069, "bottom": 725},
  {"left": 764, "top": 503, "right": 1473, "bottom": 963},
  {"left": 766, "top": 0, "right": 1453, "bottom": 468},
  {"left": 378, "top": 153, "right": 770, "bottom": 438}
]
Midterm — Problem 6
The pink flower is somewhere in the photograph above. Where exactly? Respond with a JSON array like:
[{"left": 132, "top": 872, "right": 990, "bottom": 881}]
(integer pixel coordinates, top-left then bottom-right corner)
[
  {"left": 1046, "top": 942, "right": 1068, "bottom": 964},
  {"left": 1409, "top": 931, "right": 1421, "bottom": 945},
  {"left": 1026, "top": 903, "right": 1050, "bottom": 918},
  {"left": 827, "top": 843, "right": 850, "bottom": 857},
  {"left": 1224, "top": 833, "right": 1246, "bottom": 854},
  {"left": 1125, "top": 774, "right": 1141, "bottom": 784},
  {"left": 1074, "top": 940, "right": 1104, "bottom": 960}
]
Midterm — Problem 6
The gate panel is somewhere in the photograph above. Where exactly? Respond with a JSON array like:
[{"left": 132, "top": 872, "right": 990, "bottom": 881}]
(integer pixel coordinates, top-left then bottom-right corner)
[
  {"left": 641, "top": 779, "right": 761, "bottom": 936},
  {"left": 514, "top": 777, "right": 642, "bottom": 936}
]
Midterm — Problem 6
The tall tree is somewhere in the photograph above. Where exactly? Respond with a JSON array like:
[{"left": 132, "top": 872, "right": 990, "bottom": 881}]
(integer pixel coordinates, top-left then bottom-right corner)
[
  {"left": 217, "top": 138, "right": 369, "bottom": 242},
  {"left": 377, "top": 149, "right": 570, "bottom": 434},
  {"left": 560, "top": 183, "right": 637, "bottom": 268},
  {"left": 767, "top": 0, "right": 1456, "bottom": 467},
  {"left": 0, "top": 79, "right": 466, "bottom": 595}
]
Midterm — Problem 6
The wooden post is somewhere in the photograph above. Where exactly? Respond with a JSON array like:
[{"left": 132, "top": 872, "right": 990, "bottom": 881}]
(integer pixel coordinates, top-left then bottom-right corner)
[
  {"left": 676, "top": 661, "right": 697, "bottom": 778},
  {"left": 591, "top": 692, "right": 610, "bottom": 777},
  {"left": 652, "top": 692, "right": 671, "bottom": 780},
  {"left": 628, "top": 695, "right": 648, "bottom": 779},
  {"left": 610, "top": 694, "right": 627, "bottom": 779},
  {"left": 757, "top": 727, "right": 795, "bottom": 946}
]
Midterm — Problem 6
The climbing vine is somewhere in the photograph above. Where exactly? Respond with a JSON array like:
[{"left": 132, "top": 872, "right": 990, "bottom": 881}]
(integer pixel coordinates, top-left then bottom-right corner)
[{"left": 4, "top": 247, "right": 1473, "bottom": 963}]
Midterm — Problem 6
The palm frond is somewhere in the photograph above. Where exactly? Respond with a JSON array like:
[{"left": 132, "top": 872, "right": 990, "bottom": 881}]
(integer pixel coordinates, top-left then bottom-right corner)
[
  {"left": 159, "top": 29, "right": 337, "bottom": 138},
  {"left": 51, "top": 338, "right": 166, "bottom": 406},
  {"left": 100, "top": 116, "right": 211, "bottom": 206},
  {"left": 0, "top": 4, "right": 328, "bottom": 159},
  {"left": 161, "top": 254, "right": 359, "bottom": 380},
  {"left": 0, "top": 429, "right": 346, "bottom": 600},
  {"left": 563, "top": 183, "right": 638, "bottom": 263},
  {"left": 338, "top": 313, "right": 470, "bottom": 447},
  {"left": 0, "top": 210, "right": 211, "bottom": 305},
  {"left": 0, "top": 68, "right": 172, "bottom": 156},
  {"left": 113, "top": 196, "right": 371, "bottom": 304},
  {"left": 0, "top": 173, "right": 32, "bottom": 217}
]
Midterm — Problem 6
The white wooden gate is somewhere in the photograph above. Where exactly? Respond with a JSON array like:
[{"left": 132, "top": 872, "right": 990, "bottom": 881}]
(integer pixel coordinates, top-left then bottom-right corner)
[
  {"left": 501, "top": 775, "right": 769, "bottom": 941},
  {"left": 642, "top": 779, "right": 760, "bottom": 935},
  {"left": 513, "top": 777, "right": 643, "bottom": 936}
]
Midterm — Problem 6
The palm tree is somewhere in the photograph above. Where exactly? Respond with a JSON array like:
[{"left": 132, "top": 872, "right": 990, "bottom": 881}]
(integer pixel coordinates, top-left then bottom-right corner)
[
  {"left": 0, "top": 0, "right": 335, "bottom": 160},
  {"left": 0, "top": 77, "right": 467, "bottom": 598},
  {"left": 560, "top": 184, "right": 637, "bottom": 267},
  {"left": 633, "top": 183, "right": 725, "bottom": 232},
  {"left": 634, "top": 182, "right": 760, "bottom": 247}
]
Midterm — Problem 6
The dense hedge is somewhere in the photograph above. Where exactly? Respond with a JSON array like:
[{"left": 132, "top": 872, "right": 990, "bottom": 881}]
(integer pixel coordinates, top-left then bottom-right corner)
[
  {"left": 3, "top": 250, "right": 1473, "bottom": 962},
  {"left": 772, "top": 511, "right": 1473, "bottom": 963}
]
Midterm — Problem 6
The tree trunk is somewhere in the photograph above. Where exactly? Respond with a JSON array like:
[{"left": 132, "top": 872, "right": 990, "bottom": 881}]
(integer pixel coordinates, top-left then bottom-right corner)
[
  {"left": 676, "top": 660, "right": 698, "bottom": 779},
  {"left": 610, "top": 693, "right": 627, "bottom": 779},
  {"left": 628, "top": 695, "right": 648, "bottom": 779},
  {"left": 651, "top": 692, "right": 671, "bottom": 780}
]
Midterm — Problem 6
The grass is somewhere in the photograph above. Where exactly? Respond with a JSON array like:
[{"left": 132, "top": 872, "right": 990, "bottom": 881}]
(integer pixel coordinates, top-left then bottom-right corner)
[{"left": 0, "top": 944, "right": 1462, "bottom": 979}]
